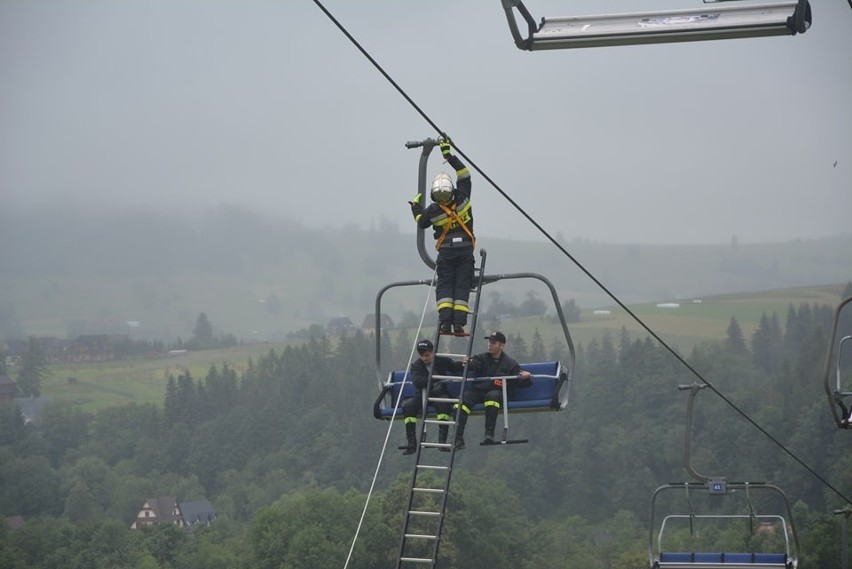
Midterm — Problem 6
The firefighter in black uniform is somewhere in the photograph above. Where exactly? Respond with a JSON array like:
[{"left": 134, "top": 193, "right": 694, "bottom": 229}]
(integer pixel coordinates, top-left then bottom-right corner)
[
  {"left": 402, "top": 339, "right": 464, "bottom": 455},
  {"left": 409, "top": 139, "right": 475, "bottom": 335},
  {"left": 454, "top": 331, "right": 532, "bottom": 450}
]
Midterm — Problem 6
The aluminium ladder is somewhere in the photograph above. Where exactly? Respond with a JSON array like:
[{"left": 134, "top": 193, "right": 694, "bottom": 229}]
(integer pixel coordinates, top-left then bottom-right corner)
[{"left": 394, "top": 250, "right": 487, "bottom": 569}]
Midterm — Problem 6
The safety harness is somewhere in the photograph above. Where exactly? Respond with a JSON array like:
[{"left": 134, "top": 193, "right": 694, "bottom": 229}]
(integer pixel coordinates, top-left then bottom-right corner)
[{"left": 434, "top": 202, "right": 475, "bottom": 251}]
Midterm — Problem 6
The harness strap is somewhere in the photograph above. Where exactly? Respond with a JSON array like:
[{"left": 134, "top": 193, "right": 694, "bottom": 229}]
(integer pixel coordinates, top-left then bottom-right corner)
[{"left": 434, "top": 203, "right": 475, "bottom": 251}]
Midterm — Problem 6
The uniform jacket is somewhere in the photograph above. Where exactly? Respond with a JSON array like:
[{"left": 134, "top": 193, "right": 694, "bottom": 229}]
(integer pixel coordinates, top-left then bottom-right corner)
[
  {"left": 410, "top": 356, "right": 464, "bottom": 394},
  {"left": 415, "top": 154, "right": 474, "bottom": 251},
  {"left": 466, "top": 351, "right": 526, "bottom": 393}
]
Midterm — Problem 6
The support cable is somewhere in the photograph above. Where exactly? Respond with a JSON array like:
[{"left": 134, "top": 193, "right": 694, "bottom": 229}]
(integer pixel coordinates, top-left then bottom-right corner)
[
  {"left": 341, "top": 267, "right": 437, "bottom": 569},
  {"left": 312, "top": 0, "right": 852, "bottom": 522}
]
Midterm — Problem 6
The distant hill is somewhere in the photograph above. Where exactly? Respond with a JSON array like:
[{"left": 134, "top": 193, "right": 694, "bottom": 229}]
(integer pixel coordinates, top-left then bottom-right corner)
[{"left": 1, "top": 204, "right": 849, "bottom": 342}]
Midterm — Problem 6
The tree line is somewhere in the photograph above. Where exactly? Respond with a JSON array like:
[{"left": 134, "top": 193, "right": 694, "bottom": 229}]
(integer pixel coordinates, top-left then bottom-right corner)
[{"left": 1, "top": 296, "right": 851, "bottom": 568}]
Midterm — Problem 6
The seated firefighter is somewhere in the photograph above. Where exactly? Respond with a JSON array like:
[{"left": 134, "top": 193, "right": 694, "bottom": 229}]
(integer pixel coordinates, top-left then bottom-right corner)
[
  {"left": 402, "top": 339, "right": 464, "bottom": 455},
  {"left": 454, "top": 331, "right": 532, "bottom": 449}
]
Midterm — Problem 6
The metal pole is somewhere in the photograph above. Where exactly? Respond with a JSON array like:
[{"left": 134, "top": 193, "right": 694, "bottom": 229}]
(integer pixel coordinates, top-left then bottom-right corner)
[{"left": 835, "top": 508, "right": 850, "bottom": 569}]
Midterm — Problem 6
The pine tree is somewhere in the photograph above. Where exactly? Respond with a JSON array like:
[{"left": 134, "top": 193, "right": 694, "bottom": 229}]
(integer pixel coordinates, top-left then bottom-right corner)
[
  {"left": 530, "top": 329, "right": 546, "bottom": 361},
  {"left": 16, "top": 336, "right": 50, "bottom": 397},
  {"left": 725, "top": 317, "right": 748, "bottom": 355},
  {"left": 192, "top": 312, "right": 214, "bottom": 349},
  {"left": 752, "top": 312, "right": 782, "bottom": 374}
]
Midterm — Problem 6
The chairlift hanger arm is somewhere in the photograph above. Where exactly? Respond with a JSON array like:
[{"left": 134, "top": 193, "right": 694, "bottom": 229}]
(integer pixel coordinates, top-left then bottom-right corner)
[
  {"left": 822, "top": 296, "right": 852, "bottom": 428},
  {"left": 405, "top": 138, "right": 441, "bottom": 271},
  {"left": 501, "top": 0, "right": 811, "bottom": 51}
]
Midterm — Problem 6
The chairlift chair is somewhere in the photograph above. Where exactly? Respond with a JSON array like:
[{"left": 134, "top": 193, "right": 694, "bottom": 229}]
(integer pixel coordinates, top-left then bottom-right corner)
[
  {"left": 501, "top": 0, "right": 811, "bottom": 51},
  {"left": 822, "top": 296, "right": 852, "bottom": 429},
  {"left": 648, "top": 384, "right": 799, "bottom": 569}
]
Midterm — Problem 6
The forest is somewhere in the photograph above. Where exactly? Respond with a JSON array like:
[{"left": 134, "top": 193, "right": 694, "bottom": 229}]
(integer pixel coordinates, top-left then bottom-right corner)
[{"left": 1, "top": 296, "right": 850, "bottom": 569}]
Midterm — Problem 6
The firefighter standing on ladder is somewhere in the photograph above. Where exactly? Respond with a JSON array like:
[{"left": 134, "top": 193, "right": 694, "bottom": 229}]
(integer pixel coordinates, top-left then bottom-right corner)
[{"left": 409, "top": 138, "right": 475, "bottom": 335}]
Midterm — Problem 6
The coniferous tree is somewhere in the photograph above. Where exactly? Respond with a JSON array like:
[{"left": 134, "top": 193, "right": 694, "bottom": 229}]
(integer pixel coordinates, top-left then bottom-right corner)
[
  {"left": 508, "top": 333, "right": 529, "bottom": 362},
  {"left": 725, "top": 317, "right": 748, "bottom": 355},
  {"left": 16, "top": 336, "right": 50, "bottom": 397},
  {"left": 164, "top": 375, "right": 180, "bottom": 425},
  {"left": 192, "top": 312, "right": 214, "bottom": 349},
  {"left": 751, "top": 312, "right": 782, "bottom": 374},
  {"left": 530, "top": 329, "right": 546, "bottom": 361}
]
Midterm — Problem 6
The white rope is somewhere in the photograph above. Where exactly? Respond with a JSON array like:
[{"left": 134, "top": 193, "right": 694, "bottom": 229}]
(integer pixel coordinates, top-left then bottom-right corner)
[{"left": 342, "top": 268, "right": 437, "bottom": 569}]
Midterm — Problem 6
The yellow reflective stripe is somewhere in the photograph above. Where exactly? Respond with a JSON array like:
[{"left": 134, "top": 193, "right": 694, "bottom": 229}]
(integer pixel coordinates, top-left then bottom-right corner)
[
  {"left": 437, "top": 301, "right": 454, "bottom": 310},
  {"left": 453, "top": 403, "right": 471, "bottom": 414},
  {"left": 456, "top": 167, "right": 469, "bottom": 178},
  {"left": 404, "top": 416, "right": 418, "bottom": 424},
  {"left": 484, "top": 400, "right": 501, "bottom": 409},
  {"left": 453, "top": 304, "right": 470, "bottom": 313},
  {"left": 414, "top": 214, "right": 422, "bottom": 222},
  {"left": 436, "top": 413, "right": 451, "bottom": 421}
]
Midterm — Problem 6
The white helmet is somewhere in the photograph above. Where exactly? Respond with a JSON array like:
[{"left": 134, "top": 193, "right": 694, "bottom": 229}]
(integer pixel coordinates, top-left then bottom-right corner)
[{"left": 430, "top": 172, "right": 454, "bottom": 204}]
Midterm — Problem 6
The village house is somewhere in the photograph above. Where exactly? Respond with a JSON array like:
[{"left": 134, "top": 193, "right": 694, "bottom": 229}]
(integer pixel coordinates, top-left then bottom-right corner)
[{"left": 130, "top": 496, "right": 216, "bottom": 531}]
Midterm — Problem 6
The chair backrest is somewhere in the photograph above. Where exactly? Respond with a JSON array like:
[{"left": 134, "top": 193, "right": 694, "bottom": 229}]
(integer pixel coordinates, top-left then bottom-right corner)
[{"left": 374, "top": 361, "right": 565, "bottom": 419}]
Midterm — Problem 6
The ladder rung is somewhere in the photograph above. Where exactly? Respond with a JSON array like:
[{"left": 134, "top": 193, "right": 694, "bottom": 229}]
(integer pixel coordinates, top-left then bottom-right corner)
[
  {"left": 427, "top": 397, "right": 458, "bottom": 404},
  {"left": 408, "top": 510, "right": 442, "bottom": 517},
  {"left": 413, "top": 487, "right": 445, "bottom": 494},
  {"left": 424, "top": 418, "right": 451, "bottom": 425},
  {"left": 400, "top": 557, "right": 433, "bottom": 564},
  {"left": 421, "top": 442, "right": 452, "bottom": 450},
  {"left": 404, "top": 533, "right": 438, "bottom": 540},
  {"left": 415, "top": 464, "right": 449, "bottom": 471}
]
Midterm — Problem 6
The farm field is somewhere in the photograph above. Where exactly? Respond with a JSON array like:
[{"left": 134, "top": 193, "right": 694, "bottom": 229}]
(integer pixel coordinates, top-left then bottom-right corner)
[{"left": 22, "top": 283, "right": 846, "bottom": 412}]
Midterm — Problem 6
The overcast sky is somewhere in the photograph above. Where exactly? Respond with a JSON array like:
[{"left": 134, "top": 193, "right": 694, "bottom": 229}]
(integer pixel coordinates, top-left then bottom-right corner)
[{"left": 1, "top": 0, "right": 850, "bottom": 245}]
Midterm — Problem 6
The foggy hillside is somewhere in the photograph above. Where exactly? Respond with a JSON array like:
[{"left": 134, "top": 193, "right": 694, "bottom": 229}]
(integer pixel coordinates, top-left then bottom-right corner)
[{"left": 1, "top": 204, "right": 849, "bottom": 341}]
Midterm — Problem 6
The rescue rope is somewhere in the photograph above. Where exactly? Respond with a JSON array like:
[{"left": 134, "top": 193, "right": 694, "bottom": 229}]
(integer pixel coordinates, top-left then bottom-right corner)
[{"left": 341, "top": 266, "right": 438, "bottom": 569}]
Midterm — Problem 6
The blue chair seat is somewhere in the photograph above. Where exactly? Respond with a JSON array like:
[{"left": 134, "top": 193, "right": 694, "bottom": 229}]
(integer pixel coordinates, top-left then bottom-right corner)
[
  {"left": 374, "top": 361, "right": 567, "bottom": 419},
  {"left": 658, "top": 552, "right": 789, "bottom": 567}
]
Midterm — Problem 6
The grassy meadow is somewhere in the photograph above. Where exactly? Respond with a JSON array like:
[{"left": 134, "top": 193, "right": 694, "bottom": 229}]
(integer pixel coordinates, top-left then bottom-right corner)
[{"left": 24, "top": 283, "right": 847, "bottom": 413}]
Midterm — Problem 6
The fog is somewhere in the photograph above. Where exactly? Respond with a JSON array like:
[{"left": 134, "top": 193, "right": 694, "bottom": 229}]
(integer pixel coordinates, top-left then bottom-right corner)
[{"left": 1, "top": 0, "right": 850, "bottom": 245}]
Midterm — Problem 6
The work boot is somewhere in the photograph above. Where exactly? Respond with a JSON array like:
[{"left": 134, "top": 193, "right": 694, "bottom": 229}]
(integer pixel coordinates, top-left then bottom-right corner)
[
  {"left": 453, "top": 325, "right": 465, "bottom": 335},
  {"left": 484, "top": 407, "right": 498, "bottom": 441},
  {"left": 402, "top": 424, "right": 417, "bottom": 456},
  {"left": 483, "top": 429, "right": 495, "bottom": 445},
  {"left": 453, "top": 413, "right": 467, "bottom": 451},
  {"left": 440, "top": 323, "right": 452, "bottom": 334},
  {"left": 438, "top": 424, "right": 450, "bottom": 452}
]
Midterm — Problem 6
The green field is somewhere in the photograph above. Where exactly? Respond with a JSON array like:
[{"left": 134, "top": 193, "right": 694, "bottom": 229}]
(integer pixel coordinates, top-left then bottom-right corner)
[
  {"left": 36, "top": 342, "right": 289, "bottom": 412},
  {"left": 20, "top": 283, "right": 846, "bottom": 412}
]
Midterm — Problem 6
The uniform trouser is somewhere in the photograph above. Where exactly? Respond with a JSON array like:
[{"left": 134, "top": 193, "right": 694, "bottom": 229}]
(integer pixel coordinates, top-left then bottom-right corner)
[
  {"left": 403, "top": 390, "right": 453, "bottom": 438},
  {"left": 435, "top": 248, "right": 474, "bottom": 326},
  {"left": 454, "top": 388, "right": 502, "bottom": 436}
]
